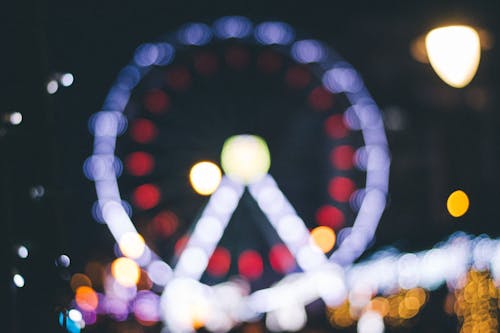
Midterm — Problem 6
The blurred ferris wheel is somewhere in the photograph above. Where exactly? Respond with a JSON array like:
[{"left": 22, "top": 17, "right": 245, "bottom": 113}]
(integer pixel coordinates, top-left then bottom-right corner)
[{"left": 83, "top": 15, "right": 390, "bottom": 332}]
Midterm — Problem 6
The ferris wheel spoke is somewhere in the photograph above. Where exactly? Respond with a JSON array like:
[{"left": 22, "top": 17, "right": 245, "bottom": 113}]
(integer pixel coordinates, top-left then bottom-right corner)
[
  {"left": 248, "top": 174, "right": 328, "bottom": 272},
  {"left": 173, "top": 176, "right": 245, "bottom": 280}
]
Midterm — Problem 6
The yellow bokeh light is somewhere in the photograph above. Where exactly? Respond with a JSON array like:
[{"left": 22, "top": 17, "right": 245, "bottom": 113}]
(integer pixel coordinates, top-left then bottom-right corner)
[
  {"left": 220, "top": 135, "right": 271, "bottom": 184},
  {"left": 447, "top": 190, "right": 470, "bottom": 218},
  {"left": 425, "top": 25, "right": 481, "bottom": 88},
  {"left": 310, "top": 226, "right": 336, "bottom": 253},
  {"left": 189, "top": 161, "right": 222, "bottom": 195},
  {"left": 111, "top": 257, "right": 141, "bottom": 287},
  {"left": 119, "top": 232, "right": 146, "bottom": 259}
]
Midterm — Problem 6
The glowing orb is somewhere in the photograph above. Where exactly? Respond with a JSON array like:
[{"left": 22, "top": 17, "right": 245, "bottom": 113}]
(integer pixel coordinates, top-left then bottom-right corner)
[
  {"left": 310, "top": 226, "right": 336, "bottom": 253},
  {"left": 189, "top": 161, "right": 222, "bottom": 195},
  {"left": 118, "top": 232, "right": 146, "bottom": 259},
  {"left": 111, "top": 257, "right": 141, "bottom": 287},
  {"left": 425, "top": 25, "right": 480, "bottom": 88},
  {"left": 220, "top": 135, "right": 271, "bottom": 184},
  {"left": 447, "top": 189, "right": 470, "bottom": 218}
]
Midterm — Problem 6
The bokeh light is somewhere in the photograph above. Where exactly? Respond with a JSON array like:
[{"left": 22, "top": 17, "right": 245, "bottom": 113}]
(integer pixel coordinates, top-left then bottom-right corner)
[
  {"left": 310, "top": 226, "right": 336, "bottom": 253},
  {"left": 189, "top": 161, "right": 222, "bottom": 196},
  {"left": 425, "top": 25, "right": 481, "bottom": 88},
  {"left": 75, "top": 286, "right": 99, "bottom": 311},
  {"left": 238, "top": 250, "right": 263, "bottom": 280},
  {"left": 315, "top": 205, "right": 345, "bottom": 230},
  {"left": 111, "top": 257, "right": 141, "bottom": 287},
  {"left": 70, "top": 273, "right": 92, "bottom": 291},
  {"left": 269, "top": 244, "right": 295, "bottom": 273},
  {"left": 144, "top": 89, "right": 170, "bottom": 114},
  {"left": 447, "top": 189, "right": 470, "bottom": 218},
  {"left": 132, "top": 183, "right": 161, "bottom": 210},
  {"left": 17, "top": 245, "right": 28, "bottom": 258},
  {"left": 328, "top": 177, "right": 356, "bottom": 202},
  {"left": 130, "top": 119, "right": 158, "bottom": 144},
  {"left": 220, "top": 135, "right": 271, "bottom": 184},
  {"left": 47, "top": 80, "right": 58, "bottom": 94},
  {"left": 118, "top": 232, "right": 146, "bottom": 259},
  {"left": 207, "top": 247, "right": 231, "bottom": 277},
  {"left": 13, "top": 273, "right": 25, "bottom": 288},
  {"left": 60, "top": 73, "right": 74, "bottom": 87},
  {"left": 9, "top": 112, "right": 23, "bottom": 125},
  {"left": 151, "top": 210, "right": 179, "bottom": 238},
  {"left": 125, "top": 151, "right": 155, "bottom": 176}
]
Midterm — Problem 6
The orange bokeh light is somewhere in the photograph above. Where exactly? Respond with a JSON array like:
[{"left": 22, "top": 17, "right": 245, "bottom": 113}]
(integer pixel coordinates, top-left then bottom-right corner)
[
  {"left": 75, "top": 286, "right": 99, "bottom": 311},
  {"left": 310, "top": 226, "right": 336, "bottom": 253}
]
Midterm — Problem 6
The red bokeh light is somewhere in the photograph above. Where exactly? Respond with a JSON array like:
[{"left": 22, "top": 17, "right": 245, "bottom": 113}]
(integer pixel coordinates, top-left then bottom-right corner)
[
  {"left": 324, "top": 114, "right": 349, "bottom": 139},
  {"left": 130, "top": 119, "right": 158, "bottom": 144},
  {"left": 257, "top": 50, "right": 282, "bottom": 73},
  {"left": 207, "top": 247, "right": 231, "bottom": 277},
  {"left": 174, "top": 236, "right": 189, "bottom": 256},
  {"left": 194, "top": 51, "right": 219, "bottom": 76},
  {"left": 151, "top": 210, "right": 179, "bottom": 238},
  {"left": 238, "top": 250, "right": 263, "bottom": 280},
  {"left": 225, "top": 46, "right": 250, "bottom": 70},
  {"left": 269, "top": 244, "right": 295, "bottom": 274},
  {"left": 308, "top": 86, "right": 334, "bottom": 111},
  {"left": 315, "top": 205, "right": 345, "bottom": 230},
  {"left": 328, "top": 177, "right": 356, "bottom": 203},
  {"left": 331, "top": 145, "right": 355, "bottom": 170},
  {"left": 285, "top": 65, "right": 311, "bottom": 89},
  {"left": 166, "top": 66, "right": 191, "bottom": 91},
  {"left": 132, "top": 184, "right": 161, "bottom": 210},
  {"left": 125, "top": 151, "right": 155, "bottom": 176},
  {"left": 144, "top": 89, "right": 170, "bottom": 114}
]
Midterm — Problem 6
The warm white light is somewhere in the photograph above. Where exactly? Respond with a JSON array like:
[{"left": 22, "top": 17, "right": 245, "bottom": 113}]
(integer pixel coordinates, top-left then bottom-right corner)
[
  {"left": 189, "top": 161, "right": 222, "bottom": 195},
  {"left": 13, "top": 274, "right": 25, "bottom": 287},
  {"left": 9, "top": 112, "right": 22, "bottom": 125},
  {"left": 47, "top": 80, "right": 59, "bottom": 94},
  {"left": 17, "top": 245, "right": 28, "bottom": 258},
  {"left": 68, "top": 309, "right": 83, "bottom": 322},
  {"left": 425, "top": 25, "right": 481, "bottom": 88},
  {"left": 60, "top": 73, "right": 74, "bottom": 87},
  {"left": 118, "top": 232, "right": 146, "bottom": 259},
  {"left": 220, "top": 135, "right": 271, "bottom": 184}
]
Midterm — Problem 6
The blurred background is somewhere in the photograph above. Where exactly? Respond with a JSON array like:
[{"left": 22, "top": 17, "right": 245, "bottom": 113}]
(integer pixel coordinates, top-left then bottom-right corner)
[{"left": 2, "top": 0, "right": 500, "bottom": 332}]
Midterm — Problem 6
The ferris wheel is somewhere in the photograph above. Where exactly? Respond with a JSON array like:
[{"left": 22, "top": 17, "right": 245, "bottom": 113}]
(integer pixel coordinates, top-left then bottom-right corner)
[{"left": 84, "top": 15, "right": 390, "bottom": 332}]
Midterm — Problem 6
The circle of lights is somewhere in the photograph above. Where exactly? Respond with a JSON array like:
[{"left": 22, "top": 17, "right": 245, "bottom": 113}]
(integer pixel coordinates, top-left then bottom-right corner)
[{"left": 86, "top": 16, "right": 390, "bottom": 331}]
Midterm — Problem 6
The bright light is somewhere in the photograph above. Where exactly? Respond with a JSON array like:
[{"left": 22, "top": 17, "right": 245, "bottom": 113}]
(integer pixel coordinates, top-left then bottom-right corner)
[
  {"left": 118, "top": 232, "right": 146, "bottom": 259},
  {"left": 425, "top": 25, "right": 481, "bottom": 88},
  {"left": 357, "top": 311, "right": 384, "bottom": 333},
  {"left": 17, "top": 245, "right": 28, "bottom": 258},
  {"left": 68, "top": 309, "right": 83, "bottom": 323},
  {"left": 189, "top": 161, "right": 222, "bottom": 195},
  {"left": 310, "top": 226, "right": 336, "bottom": 253},
  {"left": 13, "top": 274, "right": 25, "bottom": 287},
  {"left": 57, "top": 254, "right": 71, "bottom": 267},
  {"left": 60, "top": 73, "right": 74, "bottom": 87},
  {"left": 220, "top": 135, "right": 271, "bottom": 184},
  {"left": 111, "top": 257, "right": 141, "bottom": 287},
  {"left": 447, "top": 189, "right": 470, "bottom": 218},
  {"left": 75, "top": 286, "right": 99, "bottom": 311},
  {"left": 9, "top": 112, "right": 22, "bottom": 125},
  {"left": 47, "top": 80, "right": 58, "bottom": 94}
]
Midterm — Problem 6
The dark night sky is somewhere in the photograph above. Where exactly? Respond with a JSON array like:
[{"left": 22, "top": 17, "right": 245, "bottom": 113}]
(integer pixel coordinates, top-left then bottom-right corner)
[{"left": 2, "top": 0, "right": 500, "bottom": 332}]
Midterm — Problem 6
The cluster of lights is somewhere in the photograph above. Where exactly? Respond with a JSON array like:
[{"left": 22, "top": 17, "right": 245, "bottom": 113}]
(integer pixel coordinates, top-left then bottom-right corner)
[
  {"left": 47, "top": 72, "right": 74, "bottom": 94},
  {"left": 65, "top": 232, "right": 500, "bottom": 332},
  {"left": 327, "top": 288, "right": 428, "bottom": 331},
  {"left": 451, "top": 270, "right": 498, "bottom": 333}
]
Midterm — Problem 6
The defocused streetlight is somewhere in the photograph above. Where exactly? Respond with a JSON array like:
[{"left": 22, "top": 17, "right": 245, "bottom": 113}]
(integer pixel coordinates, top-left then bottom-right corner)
[{"left": 411, "top": 24, "right": 492, "bottom": 88}]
